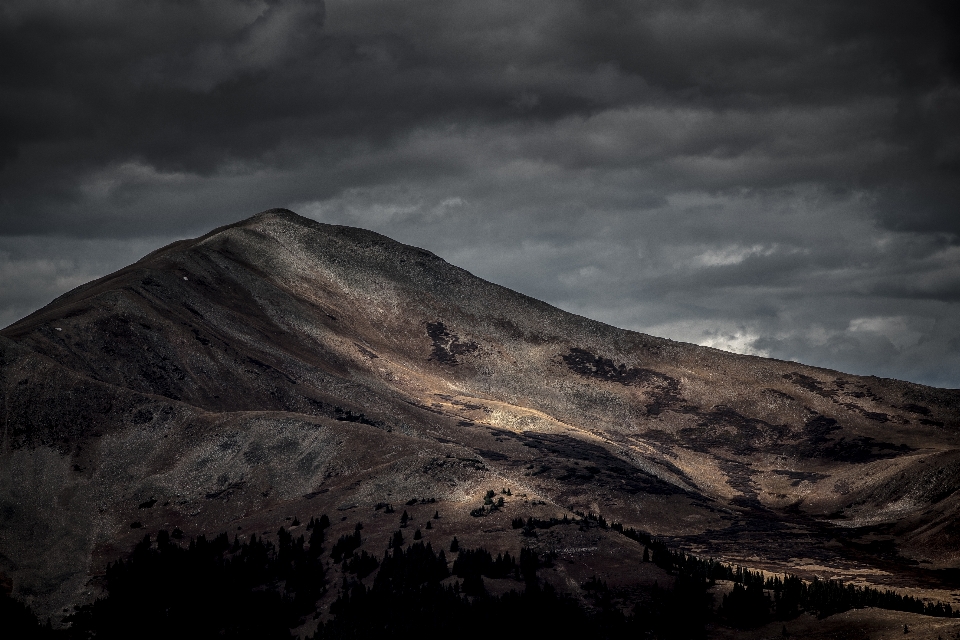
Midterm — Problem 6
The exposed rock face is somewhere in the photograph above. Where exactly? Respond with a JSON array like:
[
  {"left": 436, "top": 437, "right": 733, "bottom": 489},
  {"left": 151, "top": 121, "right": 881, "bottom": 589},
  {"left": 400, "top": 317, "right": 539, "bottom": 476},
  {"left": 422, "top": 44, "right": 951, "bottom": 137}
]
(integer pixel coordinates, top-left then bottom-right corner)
[{"left": 2, "top": 208, "right": 959, "bottom": 618}]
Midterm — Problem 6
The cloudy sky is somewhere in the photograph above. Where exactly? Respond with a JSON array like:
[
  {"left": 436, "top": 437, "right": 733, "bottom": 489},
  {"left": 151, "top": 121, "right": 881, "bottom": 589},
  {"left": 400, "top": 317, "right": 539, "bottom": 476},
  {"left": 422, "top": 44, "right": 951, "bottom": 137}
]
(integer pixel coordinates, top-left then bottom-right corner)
[{"left": 2, "top": 0, "right": 959, "bottom": 388}]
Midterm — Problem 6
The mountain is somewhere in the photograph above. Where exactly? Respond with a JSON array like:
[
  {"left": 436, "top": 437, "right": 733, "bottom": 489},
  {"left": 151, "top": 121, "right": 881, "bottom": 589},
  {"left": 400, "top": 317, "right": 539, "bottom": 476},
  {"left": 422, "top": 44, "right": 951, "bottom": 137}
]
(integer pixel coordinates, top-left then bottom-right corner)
[{"left": 2, "top": 208, "right": 959, "bottom": 629}]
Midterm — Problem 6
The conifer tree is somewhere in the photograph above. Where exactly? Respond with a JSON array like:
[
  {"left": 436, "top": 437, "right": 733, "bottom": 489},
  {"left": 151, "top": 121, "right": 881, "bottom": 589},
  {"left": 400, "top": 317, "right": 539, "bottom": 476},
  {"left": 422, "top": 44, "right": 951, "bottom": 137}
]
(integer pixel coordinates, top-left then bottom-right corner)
[{"left": 390, "top": 530, "right": 405, "bottom": 550}]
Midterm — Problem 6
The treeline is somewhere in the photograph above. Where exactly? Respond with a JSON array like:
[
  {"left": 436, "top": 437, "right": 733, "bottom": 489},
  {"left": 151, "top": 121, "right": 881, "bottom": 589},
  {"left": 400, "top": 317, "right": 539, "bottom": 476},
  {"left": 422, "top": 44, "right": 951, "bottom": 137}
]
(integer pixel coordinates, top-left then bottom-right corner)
[
  {"left": 510, "top": 514, "right": 574, "bottom": 536},
  {"left": 316, "top": 539, "right": 702, "bottom": 640},
  {"left": 6, "top": 508, "right": 958, "bottom": 638},
  {"left": 64, "top": 517, "right": 333, "bottom": 639},
  {"left": 12, "top": 518, "right": 332, "bottom": 639},
  {"left": 1, "top": 588, "right": 58, "bottom": 639},
  {"left": 553, "top": 511, "right": 956, "bottom": 626},
  {"left": 330, "top": 525, "right": 362, "bottom": 562},
  {"left": 605, "top": 514, "right": 956, "bottom": 626},
  {"left": 8, "top": 516, "right": 710, "bottom": 639},
  {"left": 451, "top": 547, "right": 520, "bottom": 580}
]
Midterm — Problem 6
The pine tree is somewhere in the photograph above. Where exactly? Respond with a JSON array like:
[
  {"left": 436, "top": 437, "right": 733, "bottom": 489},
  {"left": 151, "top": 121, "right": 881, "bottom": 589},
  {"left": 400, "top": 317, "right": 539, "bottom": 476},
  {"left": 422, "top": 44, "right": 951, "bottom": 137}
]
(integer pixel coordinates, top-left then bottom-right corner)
[
  {"left": 308, "top": 522, "right": 326, "bottom": 557},
  {"left": 390, "top": 530, "right": 405, "bottom": 550},
  {"left": 450, "top": 537, "right": 459, "bottom": 552},
  {"left": 400, "top": 510, "right": 409, "bottom": 527}
]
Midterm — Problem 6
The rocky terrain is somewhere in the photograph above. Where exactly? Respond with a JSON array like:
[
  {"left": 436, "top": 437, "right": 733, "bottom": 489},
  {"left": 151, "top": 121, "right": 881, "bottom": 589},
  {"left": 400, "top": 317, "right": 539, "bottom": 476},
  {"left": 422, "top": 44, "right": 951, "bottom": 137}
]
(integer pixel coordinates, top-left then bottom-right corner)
[{"left": 2, "top": 208, "right": 959, "bottom": 632}]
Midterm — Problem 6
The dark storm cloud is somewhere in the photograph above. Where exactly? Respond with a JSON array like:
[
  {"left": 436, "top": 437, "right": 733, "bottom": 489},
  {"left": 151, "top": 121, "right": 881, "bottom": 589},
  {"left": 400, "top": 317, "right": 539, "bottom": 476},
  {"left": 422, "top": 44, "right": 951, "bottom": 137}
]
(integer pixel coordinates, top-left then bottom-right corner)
[
  {"left": 3, "top": 0, "right": 958, "bottom": 231},
  {"left": 1, "top": 0, "right": 958, "bottom": 386}
]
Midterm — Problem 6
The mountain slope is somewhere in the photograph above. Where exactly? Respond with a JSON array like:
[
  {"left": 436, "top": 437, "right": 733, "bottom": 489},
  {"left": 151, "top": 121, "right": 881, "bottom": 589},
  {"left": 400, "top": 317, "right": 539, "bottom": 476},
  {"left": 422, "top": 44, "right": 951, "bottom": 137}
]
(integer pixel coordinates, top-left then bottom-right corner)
[{"left": 2, "top": 208, "right": 959, "bottom": 620}]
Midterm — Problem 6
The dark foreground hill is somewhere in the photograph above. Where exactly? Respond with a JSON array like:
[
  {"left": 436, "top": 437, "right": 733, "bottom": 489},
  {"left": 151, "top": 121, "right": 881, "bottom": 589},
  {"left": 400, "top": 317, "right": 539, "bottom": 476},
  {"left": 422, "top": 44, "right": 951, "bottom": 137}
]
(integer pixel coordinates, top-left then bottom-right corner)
[{"left": 1, "top": 209, "right": 959, "bottom": 633}]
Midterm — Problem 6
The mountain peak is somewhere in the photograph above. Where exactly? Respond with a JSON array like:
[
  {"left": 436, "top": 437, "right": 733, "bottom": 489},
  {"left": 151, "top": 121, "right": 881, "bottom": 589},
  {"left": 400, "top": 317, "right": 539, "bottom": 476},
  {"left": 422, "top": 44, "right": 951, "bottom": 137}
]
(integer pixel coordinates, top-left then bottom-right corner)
[
  {"left": 243, "top": 207, "right": 316, "bottom": 228},
  {"left": 2, "top": 211, "right": 959, "bottom": 623}
]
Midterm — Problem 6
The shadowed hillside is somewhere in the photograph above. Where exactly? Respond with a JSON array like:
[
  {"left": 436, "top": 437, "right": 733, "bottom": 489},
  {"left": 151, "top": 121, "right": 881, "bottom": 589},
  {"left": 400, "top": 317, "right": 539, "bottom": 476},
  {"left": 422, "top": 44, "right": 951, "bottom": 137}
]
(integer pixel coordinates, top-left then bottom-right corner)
[{"left": 1, "top": 208, "right": 958, "bottom": 626}]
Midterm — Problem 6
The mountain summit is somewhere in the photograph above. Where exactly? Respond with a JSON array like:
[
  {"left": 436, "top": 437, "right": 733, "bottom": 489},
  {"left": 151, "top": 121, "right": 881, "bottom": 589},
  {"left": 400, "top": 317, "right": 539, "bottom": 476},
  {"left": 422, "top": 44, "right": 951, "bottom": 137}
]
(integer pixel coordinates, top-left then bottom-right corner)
[{"left": 2, "top": 209, "right": 959, "bottom": 622}]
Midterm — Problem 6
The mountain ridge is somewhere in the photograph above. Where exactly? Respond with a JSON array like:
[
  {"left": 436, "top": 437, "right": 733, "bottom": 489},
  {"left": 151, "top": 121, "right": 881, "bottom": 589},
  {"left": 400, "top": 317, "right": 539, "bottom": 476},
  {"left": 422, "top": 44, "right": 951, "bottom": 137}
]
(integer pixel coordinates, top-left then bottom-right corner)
[{"left": 2, "top": 208, "right": 958, "bottom": 624}]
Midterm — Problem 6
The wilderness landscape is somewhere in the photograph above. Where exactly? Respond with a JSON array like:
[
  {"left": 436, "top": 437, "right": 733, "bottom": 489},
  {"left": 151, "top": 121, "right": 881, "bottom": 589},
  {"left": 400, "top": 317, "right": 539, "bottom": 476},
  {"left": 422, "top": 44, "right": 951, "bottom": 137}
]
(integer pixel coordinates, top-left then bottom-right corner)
[{"left": 2, "top": 208, "right": 960, "bottom": 638}]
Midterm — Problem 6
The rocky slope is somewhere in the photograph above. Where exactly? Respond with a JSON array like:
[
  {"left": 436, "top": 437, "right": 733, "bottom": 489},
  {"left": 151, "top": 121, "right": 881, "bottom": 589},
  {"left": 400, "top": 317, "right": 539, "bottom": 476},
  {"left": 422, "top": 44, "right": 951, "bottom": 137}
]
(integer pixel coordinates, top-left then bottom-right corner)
[{"left": 2, "top": 208, "right": 959, "bottom": 620}]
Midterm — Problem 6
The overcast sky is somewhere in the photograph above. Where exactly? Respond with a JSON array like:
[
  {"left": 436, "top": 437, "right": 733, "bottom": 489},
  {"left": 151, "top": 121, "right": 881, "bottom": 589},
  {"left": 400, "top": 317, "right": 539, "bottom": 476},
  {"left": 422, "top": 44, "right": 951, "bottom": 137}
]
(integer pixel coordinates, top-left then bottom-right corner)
[{"left": 2, "top": 0, "right": 959, "bottom": 388}]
